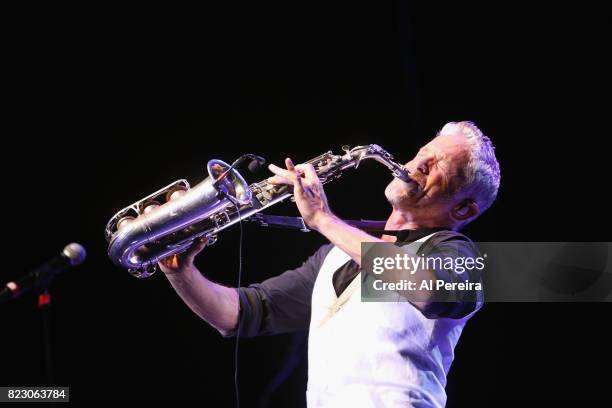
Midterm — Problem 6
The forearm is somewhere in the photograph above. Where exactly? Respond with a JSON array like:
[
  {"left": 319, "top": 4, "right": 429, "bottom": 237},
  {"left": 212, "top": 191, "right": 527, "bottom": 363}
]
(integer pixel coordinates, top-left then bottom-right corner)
[
  {"left": 314, "top": 214, "right": 383, "bottom": 265},
  {"left": 164, "top": 267, "right": 239, "bottom": 336}
]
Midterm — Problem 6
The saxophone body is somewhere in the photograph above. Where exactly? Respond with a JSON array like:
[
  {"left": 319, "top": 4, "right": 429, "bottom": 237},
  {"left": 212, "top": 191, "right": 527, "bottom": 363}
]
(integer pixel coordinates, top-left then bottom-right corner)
[{"left": 105, "top": 144, "right": 410, "bottom": 277}]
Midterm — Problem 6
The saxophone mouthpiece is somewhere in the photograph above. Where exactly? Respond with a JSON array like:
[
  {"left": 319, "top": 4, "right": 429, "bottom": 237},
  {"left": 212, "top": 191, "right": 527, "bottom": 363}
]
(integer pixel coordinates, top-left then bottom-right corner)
[{"left": 396, "top": 166, "right": 412, "bottom": 183}]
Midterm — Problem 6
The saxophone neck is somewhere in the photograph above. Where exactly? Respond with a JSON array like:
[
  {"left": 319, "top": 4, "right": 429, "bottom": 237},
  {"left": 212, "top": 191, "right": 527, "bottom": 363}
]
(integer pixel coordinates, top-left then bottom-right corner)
[
  {"left": 343, "top": 144, "right": 412, "bottom": 182},
  {"left": 249, "top": 144, "right": 410, "bottom": 207}
]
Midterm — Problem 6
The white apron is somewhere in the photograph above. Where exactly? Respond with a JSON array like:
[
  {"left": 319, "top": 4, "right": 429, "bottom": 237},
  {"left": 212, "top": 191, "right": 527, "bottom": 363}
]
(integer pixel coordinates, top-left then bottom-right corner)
[{"left": 306, "top": 233, "right": 479, "bottom": 408}]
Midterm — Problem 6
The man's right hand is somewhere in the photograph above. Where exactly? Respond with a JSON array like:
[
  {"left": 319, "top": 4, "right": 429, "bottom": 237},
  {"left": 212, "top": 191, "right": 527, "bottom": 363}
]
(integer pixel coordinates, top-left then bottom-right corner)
[
  {"left": 158, "top": 235, "right": 239, "bottom": 335},
  {"left": 158, "top": 237, "right": 209, "bottom": 275}
]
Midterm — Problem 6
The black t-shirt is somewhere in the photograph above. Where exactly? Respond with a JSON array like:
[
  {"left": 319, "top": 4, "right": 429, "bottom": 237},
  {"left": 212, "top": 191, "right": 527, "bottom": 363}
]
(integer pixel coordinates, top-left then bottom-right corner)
[{"left": 230, "top": 229, "right": 482, "bottom": 338}]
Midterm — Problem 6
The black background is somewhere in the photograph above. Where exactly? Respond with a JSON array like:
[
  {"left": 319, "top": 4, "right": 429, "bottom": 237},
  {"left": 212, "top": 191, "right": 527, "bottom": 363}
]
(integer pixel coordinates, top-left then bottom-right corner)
[{"left": 1, "top": 2, "right": 610, "bottom": 407}]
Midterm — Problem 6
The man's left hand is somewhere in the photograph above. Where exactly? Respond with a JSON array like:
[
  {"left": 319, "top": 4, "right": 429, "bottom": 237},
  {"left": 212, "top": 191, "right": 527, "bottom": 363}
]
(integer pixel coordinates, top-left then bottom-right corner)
[{"left": 267, "top": 158, "right": 333, "bottom": 230}]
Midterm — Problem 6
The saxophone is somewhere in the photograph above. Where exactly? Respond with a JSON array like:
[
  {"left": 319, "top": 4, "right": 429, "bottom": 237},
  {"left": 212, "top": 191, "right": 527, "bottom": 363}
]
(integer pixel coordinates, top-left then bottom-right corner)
[{"left": 105, "top": 144, "right": 410, "bottom": 277}]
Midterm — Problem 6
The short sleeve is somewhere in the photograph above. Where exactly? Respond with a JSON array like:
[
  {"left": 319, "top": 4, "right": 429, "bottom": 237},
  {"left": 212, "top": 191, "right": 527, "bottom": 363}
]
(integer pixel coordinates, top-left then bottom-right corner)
[
  {"left": 417, "top": 231, "right": 484, "bottom": 319},
  {"left": 226, "top": 244, "right": 333, "bottom": 337}
]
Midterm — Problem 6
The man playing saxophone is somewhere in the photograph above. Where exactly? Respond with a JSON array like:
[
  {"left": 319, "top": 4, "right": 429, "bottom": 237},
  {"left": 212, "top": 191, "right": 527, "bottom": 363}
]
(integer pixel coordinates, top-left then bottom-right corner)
[{"left": 159, "top": 121, "right": 500, "bottom": 408}]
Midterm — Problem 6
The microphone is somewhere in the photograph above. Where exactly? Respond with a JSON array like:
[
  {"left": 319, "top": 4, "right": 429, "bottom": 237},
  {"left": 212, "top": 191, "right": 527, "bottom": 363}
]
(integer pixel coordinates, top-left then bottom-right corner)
[
  {"left": 213, "top": 154, "right": 266, "bottom": 187},
  {"left": 248, "top": 156, "right": 265, "bottom": 173},
  {"left": 0, "top": 243, "right": 86, "bottom": 303}
]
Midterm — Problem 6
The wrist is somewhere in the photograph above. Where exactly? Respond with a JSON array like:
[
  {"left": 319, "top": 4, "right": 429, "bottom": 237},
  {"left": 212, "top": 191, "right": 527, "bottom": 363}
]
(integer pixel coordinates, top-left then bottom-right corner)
[
  {"left": 162, "top": 264, "right": 198, "bottom": 279},
  {"left": 310, "top": 211, "right": 337, "bottom": 232}
]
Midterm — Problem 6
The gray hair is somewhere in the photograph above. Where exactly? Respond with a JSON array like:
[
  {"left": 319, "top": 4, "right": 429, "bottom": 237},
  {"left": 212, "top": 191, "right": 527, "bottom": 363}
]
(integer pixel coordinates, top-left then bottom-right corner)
[{"left": 438, "top": 121, "right": 501, "bottom": 214}]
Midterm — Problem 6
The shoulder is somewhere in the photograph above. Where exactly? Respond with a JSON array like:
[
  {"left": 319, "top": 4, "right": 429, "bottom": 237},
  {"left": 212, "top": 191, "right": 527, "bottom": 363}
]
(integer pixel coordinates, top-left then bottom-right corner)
[
  {"left": 292, "top": 243, "right": 335, "bottom": 278},
  {"left": 316, "top": 243, "right": 335, "bottom": 258},
  {"left": 304, "top": 243, "right": 334, "bottom": 267},
  {"left": 418, "top": 230, "right": 478, "bottom": 256},
  {"left": 429, "top": 230, "right": 473, "bottom": 243}
]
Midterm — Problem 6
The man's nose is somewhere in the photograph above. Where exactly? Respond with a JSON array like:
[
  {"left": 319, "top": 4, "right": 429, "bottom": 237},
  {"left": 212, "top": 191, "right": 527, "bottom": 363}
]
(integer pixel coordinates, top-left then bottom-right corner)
[{"left": 406, "top": 158, "right": 429, "bottom": 175}]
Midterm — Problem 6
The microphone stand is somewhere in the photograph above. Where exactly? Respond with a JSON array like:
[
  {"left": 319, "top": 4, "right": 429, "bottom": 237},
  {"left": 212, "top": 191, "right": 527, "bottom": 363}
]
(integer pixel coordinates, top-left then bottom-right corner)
[
  {"left": 1, "top": 243, "right": 85, "bottom": 387},
  {"left": 38, "top": 287, "right": 55, "bottom": 386}
]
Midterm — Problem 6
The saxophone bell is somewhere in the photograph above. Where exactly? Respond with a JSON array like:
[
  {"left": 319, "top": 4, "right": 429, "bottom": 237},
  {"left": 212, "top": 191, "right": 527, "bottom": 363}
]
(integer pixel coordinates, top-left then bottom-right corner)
[{"left": 105, "top": 158, "right": 251, "bottom": 277}]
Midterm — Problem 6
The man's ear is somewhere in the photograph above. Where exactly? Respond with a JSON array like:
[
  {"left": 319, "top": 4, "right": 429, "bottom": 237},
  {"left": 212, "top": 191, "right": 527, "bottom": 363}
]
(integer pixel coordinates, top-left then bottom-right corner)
[{"left": 450, "top": 199, "right": 479, "bottom": 222}]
